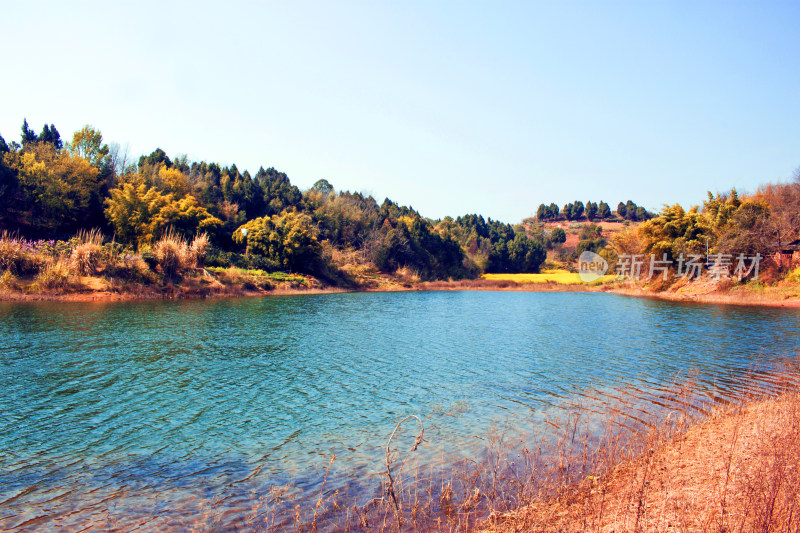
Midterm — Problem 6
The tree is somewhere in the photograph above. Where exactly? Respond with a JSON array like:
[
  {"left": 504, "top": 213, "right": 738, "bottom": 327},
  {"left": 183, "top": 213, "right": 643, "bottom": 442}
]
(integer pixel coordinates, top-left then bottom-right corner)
[
  {"left": 20, "top": 119, "right": 37, "bottom": 145},
  {"left": 39, "top": 124, "right": 63, "bottom": 149},
  {"left": 577, "top": 223, "right": 606, "bottom": 254},
  {"left": 0, "top": 136, "right": 17, "bottom": 226},
  {"left": 3, "top": 142, "right": 102, "bottom": 234},
  {"left": 572, "top": 200, "right": 585, "bottom": 219},
  {"left": 598, "top": 201, "right": 611, "bottom": 219},
  {"left": 755, "top": 180, "right": 800, "bottom": 254},
  {"left": 68, "top": 125, "right": 110, "bottom": 168},
  {"left": 626, "top": 200, "right": 638, "bottom": 220},
  {"left": 138, "top": 148, "right": 172, "bottom": 170},
  {"left": 638, "top": 204, "right": 710, "bottom": 261},
  {"left": 506, "top": 233, "right": 546, "bottom": 272},
  {"left": 310, "top": 178, "right": 334, "bottom": 197},
  {"left": 617, "top": 202, "right": 627, "bottom": 219},
  {"left": 585, "top": 201, "right": 598, "bottom": 220},
  {"left": 714, "top": 200, "right": 771, "bottom": 256},
  {"left": 254, "top": 166, "right": 303, "bottom": 215},
  {"left": 105, "top": 182, "right": 221, "bottom": 247},
  {"left": 234, "top": 210, "right": 323, "bottom": 272},
  {"left": 536, "top": 203, "right": 548, "bottom": 221},
  {"left": 550, "top": 227, "right": 566, "bottom": 246}
]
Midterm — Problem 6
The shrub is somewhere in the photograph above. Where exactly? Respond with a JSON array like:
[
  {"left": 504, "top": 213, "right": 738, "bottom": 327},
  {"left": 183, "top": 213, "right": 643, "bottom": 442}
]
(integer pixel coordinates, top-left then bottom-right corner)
[
  {"left": 0, "top": 270, "right": 17, "bottom": 290},
  {"left": 786, "top": 267, "right": 800, "bottom": 284},
  {"left": 152, "top": 229, "right": 195, "bottom": 279},
  {"left": 0, "top": 234, "right": 43, "bottom": 275},
  {"left": 70, "top": 243, "right": 101, "bottom": 275},
  {"left": 107, "top": 255, "right": 155, "bottom": 283}
]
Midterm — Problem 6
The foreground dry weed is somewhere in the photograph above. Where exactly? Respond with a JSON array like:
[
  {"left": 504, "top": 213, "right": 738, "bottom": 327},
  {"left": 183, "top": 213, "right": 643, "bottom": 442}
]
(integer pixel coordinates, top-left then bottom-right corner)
[
  {"left": 482, "top": 385, "right": 800, "bottom": 533},
  {"left": 26, "top": 373, "right": 800, "bottom": 533}
]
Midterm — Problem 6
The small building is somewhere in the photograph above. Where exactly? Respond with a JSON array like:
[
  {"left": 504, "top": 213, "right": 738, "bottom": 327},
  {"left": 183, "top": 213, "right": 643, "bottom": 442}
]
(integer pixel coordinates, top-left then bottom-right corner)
[{"left": 770, "top": 239, "right": 800, "bottom": 269}]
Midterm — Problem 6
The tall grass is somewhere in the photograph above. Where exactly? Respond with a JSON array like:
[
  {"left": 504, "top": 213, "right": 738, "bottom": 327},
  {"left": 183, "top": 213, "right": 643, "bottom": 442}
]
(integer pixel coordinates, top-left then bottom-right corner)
[
  {"left": 241, "top": 368, "right": 800, "bottom": 533},
  {"left": 33, "top": 259, "right": 72, "bottom": 290},
  {"left": 70, "top": 228, "right": 104, "bottom": 275}
]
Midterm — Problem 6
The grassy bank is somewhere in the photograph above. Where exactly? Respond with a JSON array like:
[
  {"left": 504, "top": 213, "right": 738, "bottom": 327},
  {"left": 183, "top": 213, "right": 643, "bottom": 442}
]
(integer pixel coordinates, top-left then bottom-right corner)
[
  {"left": 2, "top": 227, "right": 799, "bottom": 308},
  {"left": 480, "top": 382, "right": 800, "bottom": 533}
]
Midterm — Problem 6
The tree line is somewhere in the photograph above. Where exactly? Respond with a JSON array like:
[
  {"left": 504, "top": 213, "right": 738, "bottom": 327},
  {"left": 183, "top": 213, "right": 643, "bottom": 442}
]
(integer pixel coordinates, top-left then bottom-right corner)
[
  {"left": 535, "top": 199, "right": 651, "bottom": 222},
  {"left": 0, "top": 120, "right": 548, "bottom": 281}
]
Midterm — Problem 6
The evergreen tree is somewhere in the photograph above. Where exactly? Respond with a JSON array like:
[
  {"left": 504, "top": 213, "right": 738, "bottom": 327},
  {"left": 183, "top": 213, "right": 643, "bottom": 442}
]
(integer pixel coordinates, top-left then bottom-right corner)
[
  {"left": 617, "top": 202, "right": 627, "bottom": 218},
  {"left": 138, "top": 148, "right": 172, "bottom": 170},
  {"left": 585, "top": 200, "right": 598, "bottom": 220},
  {"left": 597, "top": 201, "right": 611, "bottom": 219},
  {"left": 38, "top": 124, "right": 63, "bottom": 149},
  {"left": 21, "top": 119, "right": 37, "bottom": 145},
  {"left": 626, "top": 200, "right": 637, "bottom": 220},
  {"left": 572, "top": 200, "right": 585, "bottom": 219},
  {"left": 550, "top": 227, "right": 566, "bottom": 244}
]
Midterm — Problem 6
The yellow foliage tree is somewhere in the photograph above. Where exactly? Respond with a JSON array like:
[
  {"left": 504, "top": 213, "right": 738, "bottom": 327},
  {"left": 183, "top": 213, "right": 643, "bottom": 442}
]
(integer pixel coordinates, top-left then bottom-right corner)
[
  {"left": 105, "top": 183, "right": 221, "bottom": 248},
  {"left": 3, "top": 142, "right": 101, "bottom": 233},
  {"left": 638, "top": 204, "right": 711, "bottom": 260},
  {"left": 156, "top": 166, "right": 192, "bottom": 197}
]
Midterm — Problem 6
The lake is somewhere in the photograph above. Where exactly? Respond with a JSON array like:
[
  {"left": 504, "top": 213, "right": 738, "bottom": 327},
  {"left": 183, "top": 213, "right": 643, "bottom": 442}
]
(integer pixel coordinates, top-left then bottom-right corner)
[{"left": 1, "top": 291, "right": 799, "bottom": 530}]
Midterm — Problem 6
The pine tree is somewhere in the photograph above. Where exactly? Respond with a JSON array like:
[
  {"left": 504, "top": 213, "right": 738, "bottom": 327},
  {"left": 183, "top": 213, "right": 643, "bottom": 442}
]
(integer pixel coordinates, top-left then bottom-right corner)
[
  {"left": 598, "top": 201, "right": 611, "bottom": 219},
  {"left": 21, "top": 119, "right": 37, "bottom": 145}
]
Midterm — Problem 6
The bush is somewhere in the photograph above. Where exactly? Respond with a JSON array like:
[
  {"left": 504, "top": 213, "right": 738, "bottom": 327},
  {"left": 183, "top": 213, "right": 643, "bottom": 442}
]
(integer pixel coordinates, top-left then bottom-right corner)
[
  {"left": 0, "top": 270, "right": 17, "bottom": 290},
  {"left": 786, "top": 267, "right": 800, "bottom": 284},
  {"left": 106, "top": 255, "right": 154, "bottom": 283},
  {"left": 70, "top": 243, "right": 101, "bottom": 275},
  {"left": 0, "top": 234, "right": 43, "bottom": 275},
  {"left": 152, "top": 229, "right": 197, "bottom": 279}
]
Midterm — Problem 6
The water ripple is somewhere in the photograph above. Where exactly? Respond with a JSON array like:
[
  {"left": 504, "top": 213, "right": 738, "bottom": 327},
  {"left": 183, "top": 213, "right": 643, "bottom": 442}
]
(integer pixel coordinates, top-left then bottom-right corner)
[{"left": 0, "top": 292, "right": 798, "bottom": 530}]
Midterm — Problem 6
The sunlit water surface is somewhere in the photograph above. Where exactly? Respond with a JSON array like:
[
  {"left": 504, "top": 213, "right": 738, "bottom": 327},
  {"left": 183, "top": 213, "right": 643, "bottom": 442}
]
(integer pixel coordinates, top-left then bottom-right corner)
[{"left": 1, "top": 291, "right": 799, "bottom": 530}]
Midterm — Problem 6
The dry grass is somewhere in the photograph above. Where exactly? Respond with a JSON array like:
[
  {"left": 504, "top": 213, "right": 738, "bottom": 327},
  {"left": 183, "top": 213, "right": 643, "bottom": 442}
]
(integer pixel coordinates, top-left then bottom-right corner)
[
  {"left": 395, "top": 266, "right": 422, "bottom": 285},
  {"left": 152, "top": 229, "right": 198, "bottom": 279},
  {"left": 33, "top": 259, "right": 73, "bottom": 291},
  {"left": 27, "top": 369, "right": 799, "bottom": 532},
  {"left": 262, "top": 370, "right": 800, "bottom": 533},
  {"left": 480, "top": 379, "right": 800, "bottom": 533}
]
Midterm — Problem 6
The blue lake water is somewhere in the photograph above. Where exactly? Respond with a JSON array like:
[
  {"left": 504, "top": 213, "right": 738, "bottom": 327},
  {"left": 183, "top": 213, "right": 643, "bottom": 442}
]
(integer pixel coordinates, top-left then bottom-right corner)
[{"left": 1, "top": 291, "right": 799, "bottom": 530}]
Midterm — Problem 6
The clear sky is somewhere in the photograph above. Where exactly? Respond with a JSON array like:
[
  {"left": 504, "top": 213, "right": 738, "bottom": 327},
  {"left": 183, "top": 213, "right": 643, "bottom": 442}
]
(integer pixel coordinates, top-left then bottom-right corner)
[{"left": 2, "top": 1, "right": 798, "bottom": 222}]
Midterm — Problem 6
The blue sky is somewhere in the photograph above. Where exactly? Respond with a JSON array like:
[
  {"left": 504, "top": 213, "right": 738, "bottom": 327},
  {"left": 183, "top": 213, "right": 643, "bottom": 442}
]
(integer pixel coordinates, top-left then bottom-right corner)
[{"left": 2, "top": 1, "right": 798, "bottom": 222}]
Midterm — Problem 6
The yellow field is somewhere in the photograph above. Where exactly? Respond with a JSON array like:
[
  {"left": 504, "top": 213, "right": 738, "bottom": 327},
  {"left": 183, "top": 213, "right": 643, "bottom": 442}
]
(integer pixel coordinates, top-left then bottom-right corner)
[{"left": 481, "top": 270, "right": 616, "bottom": 285}]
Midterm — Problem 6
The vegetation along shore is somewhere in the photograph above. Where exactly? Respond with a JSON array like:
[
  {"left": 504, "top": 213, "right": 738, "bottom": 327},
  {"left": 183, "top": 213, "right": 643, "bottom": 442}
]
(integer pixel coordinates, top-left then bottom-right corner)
[{"left": 1, "top": 120, "right": 799, "bottom": 306}]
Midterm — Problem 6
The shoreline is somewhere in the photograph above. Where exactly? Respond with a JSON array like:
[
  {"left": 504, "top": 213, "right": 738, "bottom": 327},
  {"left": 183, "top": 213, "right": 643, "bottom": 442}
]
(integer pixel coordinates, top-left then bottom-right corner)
[
  {"left": 481, "top": 386, "right": 800, "bottom": 532},
  {"left": 2, "top": 277, "right": 800, "bottom": 308}
]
